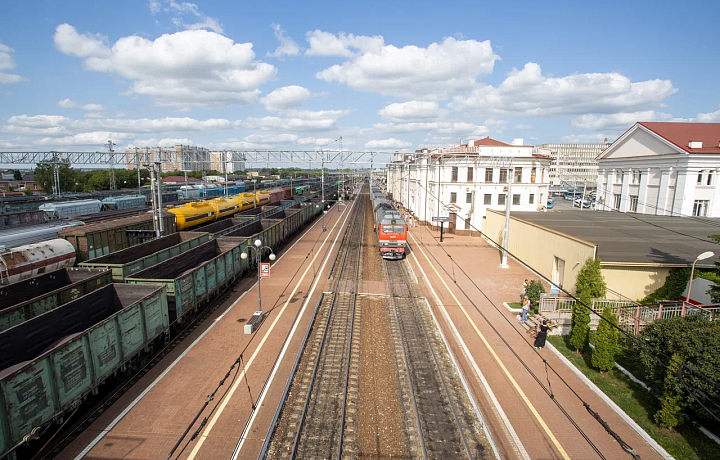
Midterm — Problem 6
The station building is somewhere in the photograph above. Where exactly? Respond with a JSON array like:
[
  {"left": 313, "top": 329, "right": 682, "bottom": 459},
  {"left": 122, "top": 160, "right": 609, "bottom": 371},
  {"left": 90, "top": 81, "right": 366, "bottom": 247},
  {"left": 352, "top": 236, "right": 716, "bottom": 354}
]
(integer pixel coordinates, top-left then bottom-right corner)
[
  {"left": 596, "top": 122, "right": 720, "bottom": 217},
  {"left": 387, "top": 137, "right": 552, "bottom": 235},
  {"left": 483, "top": 209, "right": 720, "bottom": 300}
]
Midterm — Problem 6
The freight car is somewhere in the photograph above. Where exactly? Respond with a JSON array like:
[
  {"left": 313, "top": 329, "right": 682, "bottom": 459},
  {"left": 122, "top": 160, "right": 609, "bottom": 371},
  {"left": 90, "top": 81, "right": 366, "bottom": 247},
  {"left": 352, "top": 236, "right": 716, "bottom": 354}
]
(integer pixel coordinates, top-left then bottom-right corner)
[
  {"left": 0, "top": 210, "right": 45, "bottom": 228},
  {"left": 79, "top": 232, "right": 211, "bottom": 281},
  {"left": 127, "top": 238, "right": 245, "bottom": 324},
  {"left": 0, "top": 196, "right": 47, "bottom": 215},
  {"left": 58, "top": 212, "right": 177, "bottom": 262},
  {"left": 0, "top": 284, "right": 167, "bottom": 457},
  {"left": 39, "top": 199, "right": 103, "bottom": 220},
  {"left": 178, "top": 187, "right": 201, "bottom": 200},
  {"left": 232, "top": 193, "right": 255, "bottom": 211},
  {"left": 209, "top": 197, "right": 240, "bottom": 220},
  {"left": 101, "top": 195, "right": 146, "bottom": 210},
  {"left": 0, "top": 239, "right": 77, "bottom": 285},
  {"left": 0, "top": 267, "right": 112, "bottom": 331},
  {"left": 371, "top": 189, "right": 407, "bottom": 260},
  {"left": 0, "top": 220, "right": 84, "bottom": 249},
  {"left": 168, "top": 201, "right": 216, "bottom": 231}
]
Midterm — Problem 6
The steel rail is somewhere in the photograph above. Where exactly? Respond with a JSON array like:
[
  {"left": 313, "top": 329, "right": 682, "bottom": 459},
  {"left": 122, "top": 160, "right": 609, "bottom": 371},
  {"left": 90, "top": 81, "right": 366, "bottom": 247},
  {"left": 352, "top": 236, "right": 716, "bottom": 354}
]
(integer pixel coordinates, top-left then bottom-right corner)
[{"left": 288, "top": 186, "right": 364, "bottom": 460}]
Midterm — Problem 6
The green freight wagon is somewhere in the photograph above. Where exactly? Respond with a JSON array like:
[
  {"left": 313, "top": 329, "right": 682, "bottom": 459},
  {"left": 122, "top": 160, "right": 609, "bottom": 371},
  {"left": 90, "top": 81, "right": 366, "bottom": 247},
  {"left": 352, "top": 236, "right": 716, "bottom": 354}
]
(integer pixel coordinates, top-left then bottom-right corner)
[
  {"left": 295, "top": 185, "right": 310, "bottom": 195},
  {"left": 126, "top": 238, "right": 247, "bottom": 324},
  {"left": 79, "top": 232, "right": 211, "bottom": 281},
  {"left": 224, "top": 219, "right": 285, "bottom": 254},
  {"left": 0, "top": 267, "right": 112, "bottom": 332},
  {"left": 0, "top": 283, "right": 167, "bottom": 458},
  {"left": 58, "top": 211, "right": 177, "bottom": 262}
]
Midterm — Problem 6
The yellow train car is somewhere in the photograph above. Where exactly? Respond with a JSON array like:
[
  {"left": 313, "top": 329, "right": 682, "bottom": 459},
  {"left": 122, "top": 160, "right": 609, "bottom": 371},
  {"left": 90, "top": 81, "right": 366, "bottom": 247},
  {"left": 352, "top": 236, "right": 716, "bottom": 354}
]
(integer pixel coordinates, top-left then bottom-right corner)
[
  {"left": 255, "top": 191, "right": 271, "bottom": 207},
  {"left": 232, "top": 193, "right": 256, "bottom": 211},
  {"left": 208, "top": 197, "right": 239, "bottom": 220},
  {"left": 168, "top": 201, "right": 215, "bottom": 230}
]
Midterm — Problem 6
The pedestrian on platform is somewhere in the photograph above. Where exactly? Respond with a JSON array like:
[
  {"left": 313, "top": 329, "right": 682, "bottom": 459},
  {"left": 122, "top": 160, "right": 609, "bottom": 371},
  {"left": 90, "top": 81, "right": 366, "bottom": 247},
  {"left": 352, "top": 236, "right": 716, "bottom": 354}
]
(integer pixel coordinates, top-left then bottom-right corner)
[
  {"left": 534, "top": 320, "right": 549, "bottom": 349},
  {"left": 521, "top": 279, "right": 528, "bottom": 302},
  {"left": 521, "top": 296, "right": 530, "bottom": 323}
]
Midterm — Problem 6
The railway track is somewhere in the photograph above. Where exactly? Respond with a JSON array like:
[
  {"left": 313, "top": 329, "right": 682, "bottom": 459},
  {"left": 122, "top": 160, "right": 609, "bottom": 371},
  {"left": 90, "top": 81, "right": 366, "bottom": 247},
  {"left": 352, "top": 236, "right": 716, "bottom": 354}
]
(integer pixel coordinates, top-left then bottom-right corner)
[
  {"left": 384, "top": 259, "right": 491, "bottom": 460},
  {"left": 264, "top": 189, "right": 366, "bottom": 460}
]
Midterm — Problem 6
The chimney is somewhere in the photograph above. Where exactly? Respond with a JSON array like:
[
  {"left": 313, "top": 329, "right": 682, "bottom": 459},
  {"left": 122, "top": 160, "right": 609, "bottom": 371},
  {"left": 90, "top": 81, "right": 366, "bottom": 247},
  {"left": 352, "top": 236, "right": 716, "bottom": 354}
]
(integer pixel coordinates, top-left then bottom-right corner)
[
  {"left": 511, "top": 138, "right": 524, "bottom": 146},
  {"left": 689, "top": 141, "right": 703, "bottom": 149},
  {"left": 604, "top": 138, "right": 608, "bottom": 145}
]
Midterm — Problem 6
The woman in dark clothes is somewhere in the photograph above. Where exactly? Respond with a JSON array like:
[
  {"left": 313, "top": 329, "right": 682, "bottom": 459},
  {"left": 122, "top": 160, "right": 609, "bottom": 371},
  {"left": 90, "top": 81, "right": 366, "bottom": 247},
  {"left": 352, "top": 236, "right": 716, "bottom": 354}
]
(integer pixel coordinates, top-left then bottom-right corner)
[{"left": 534, "top": 320, "right": 549, "bottom": 349}]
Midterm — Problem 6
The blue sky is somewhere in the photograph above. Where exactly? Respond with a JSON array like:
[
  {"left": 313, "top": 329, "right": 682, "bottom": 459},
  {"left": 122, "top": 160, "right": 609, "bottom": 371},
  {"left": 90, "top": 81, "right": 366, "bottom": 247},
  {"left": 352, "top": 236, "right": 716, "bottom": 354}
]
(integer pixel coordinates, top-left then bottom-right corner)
[{"left": 0, "top": 0, "right": 718, "bottom": 156}]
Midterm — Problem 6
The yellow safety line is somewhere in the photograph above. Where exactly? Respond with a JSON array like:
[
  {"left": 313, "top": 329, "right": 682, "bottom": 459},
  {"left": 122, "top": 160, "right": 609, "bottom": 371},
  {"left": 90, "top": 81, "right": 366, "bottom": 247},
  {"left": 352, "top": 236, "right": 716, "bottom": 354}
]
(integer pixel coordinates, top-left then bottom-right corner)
[
  {"left": 187, "top": 202, "right": 353, "bottom": 460},
  {"left": 409, "top": 232, "right": 571, "bottom": 460}
]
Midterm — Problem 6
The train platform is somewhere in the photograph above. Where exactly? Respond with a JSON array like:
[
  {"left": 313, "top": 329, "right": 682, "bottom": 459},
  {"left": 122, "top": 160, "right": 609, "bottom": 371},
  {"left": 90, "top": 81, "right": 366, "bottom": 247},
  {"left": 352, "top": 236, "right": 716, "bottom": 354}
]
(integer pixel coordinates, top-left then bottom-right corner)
[
  {"left": 56, "top": 201, "right": 357, "bottom": 460},
  {"left": 405, "top": 225, "right": 668, "bottom": 460}
]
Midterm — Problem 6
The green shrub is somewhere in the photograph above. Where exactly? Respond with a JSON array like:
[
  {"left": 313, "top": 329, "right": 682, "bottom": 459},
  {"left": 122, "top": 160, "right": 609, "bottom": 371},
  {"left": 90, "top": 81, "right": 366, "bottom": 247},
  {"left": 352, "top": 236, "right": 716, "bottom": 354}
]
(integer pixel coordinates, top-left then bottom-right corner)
[
  {"left": 591, "top": 306, "right": 619, "bottom": 372},
  {"left": 525, "top": 280, "right": 545, "bottom": 307},
  {"left": 569, "top": 292, "right": 591, "bottom": 352},
  {"left": 636, "top": 316, "right": 720, "bottom": 426},
  {"left": 570, "top": 258, "right": 606, "bottom": 352},
  {"left": 640, "top": 267, "right": 690, "bottom": 304}
]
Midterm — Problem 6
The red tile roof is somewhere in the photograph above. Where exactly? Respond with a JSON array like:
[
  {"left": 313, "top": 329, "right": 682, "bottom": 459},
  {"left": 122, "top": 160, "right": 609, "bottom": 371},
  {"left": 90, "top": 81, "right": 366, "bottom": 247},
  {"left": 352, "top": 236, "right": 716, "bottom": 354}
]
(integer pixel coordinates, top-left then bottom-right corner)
[
  {"left": 473, "top": 137, "right": 511, "bottom": 147},
  {"left": 161, "top": 176, "right": 202, "bottom": 183},
  {"left": 639, "top": 122, "right": 720, "bottom": 154}
]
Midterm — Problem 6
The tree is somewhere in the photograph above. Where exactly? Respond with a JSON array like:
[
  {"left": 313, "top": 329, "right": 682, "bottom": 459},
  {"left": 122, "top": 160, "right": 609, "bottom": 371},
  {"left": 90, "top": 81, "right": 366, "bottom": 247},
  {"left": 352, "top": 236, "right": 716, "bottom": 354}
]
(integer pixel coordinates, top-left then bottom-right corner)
[
  {"left": 569, "top": 258, "right": 607, "bottom": 352},
  {"left": 34, "top": 158, "right": 76, "bottom": 194},
  {"left": 525, "top": 280, "right": 545, "bottom": 312},
  {"left": 13, "top": 170, "right": 22, "bottom": 180},
  {"left": 591, "top": 306, "right": 619, "bottom": 372},
  {"left": 654, "top": 353, "right": 686, "bottom": 428}
]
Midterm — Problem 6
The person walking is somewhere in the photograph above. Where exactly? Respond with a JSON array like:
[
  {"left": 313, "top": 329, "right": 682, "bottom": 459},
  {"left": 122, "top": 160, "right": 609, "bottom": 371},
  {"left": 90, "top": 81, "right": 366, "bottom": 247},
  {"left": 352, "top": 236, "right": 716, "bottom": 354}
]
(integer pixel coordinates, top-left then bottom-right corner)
[
  {"left": 534, "top": 320, "right": 549, "bottom": 349},
  {"left": 521, "top": 296, "right": 530, "bottom": 323}
]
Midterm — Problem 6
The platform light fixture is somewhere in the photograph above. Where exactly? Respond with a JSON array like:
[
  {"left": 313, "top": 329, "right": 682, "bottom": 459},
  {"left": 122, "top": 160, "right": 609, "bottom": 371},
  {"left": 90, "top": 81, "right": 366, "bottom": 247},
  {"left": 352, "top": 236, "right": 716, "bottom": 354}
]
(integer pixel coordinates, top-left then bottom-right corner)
[{"left": 241, "top": 239, "right": 276, "bottom": 334}]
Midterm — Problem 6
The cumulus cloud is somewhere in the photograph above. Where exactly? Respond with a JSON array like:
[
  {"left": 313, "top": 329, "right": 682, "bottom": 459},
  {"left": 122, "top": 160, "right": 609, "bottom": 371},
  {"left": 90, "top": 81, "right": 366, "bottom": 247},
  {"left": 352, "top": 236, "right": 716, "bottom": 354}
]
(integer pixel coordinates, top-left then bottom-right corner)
[
  {"left": 560, "top": 133, "right": 609, "bottom": 144},
  {"left": 0, "top": 41, "right": 25, "bottom": 84},
  {"left": 367, "top": 121, "right": 488, "bottom": 138},
  {"left": 514, "top": 124, "right": 532, "bottom": 130},
  {"left": 261, "top": 86, "right": 311, "bottom": 111},
  {"left": 268, "top": 23, "right": 300, "bottom": 58},
  {"left": 450, "top": 63, "right": 677, "bottom": 117},
  {"left": 155, "top": 0, "right": 223, "bottom": 33},
  {"left": 484, "top": 118, "right": 508, "bottom": 134},
  {"left": 315, "top": 35, "right": 498, "bottom": 99},
  {"left": 37, "top": 131, "right": 135, "bottom": 146},
  {"left": 697, "top": 106, "right": 720, "bottom": 123},
  {"left": 305, "top": 30, "right": 385, "bottom": 57},
  {"left": 130, "top": 137, "right": 193, "bottom": 147},
  {"left": 571, "top": 111, "right": 674, "bottom": 131},
  {"left": 244, "top": 133, "right": 299, "bottom": 144},
  {"left": 54, "top": 24, "right": 275, "bottom": 108},
  {"left": 378, "top": 101, "right": 440, "bottom": 122},
  {"left": 57, "top": 99, "right": 106, "bottom": 111},
  {"left": 297, "top": 137, "right": 334, "bottom": 146},
  {"left": 365, "top": 138, "right": 412, "bottom": 149}
]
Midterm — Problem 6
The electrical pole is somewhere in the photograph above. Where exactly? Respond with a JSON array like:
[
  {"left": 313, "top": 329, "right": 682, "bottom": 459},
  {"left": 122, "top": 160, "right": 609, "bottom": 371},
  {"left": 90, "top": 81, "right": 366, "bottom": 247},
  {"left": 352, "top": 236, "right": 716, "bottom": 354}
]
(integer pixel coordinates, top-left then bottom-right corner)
[
  {"left": 321, "top": 151, "right": 326, "bottom": 232},
  {"left": 501, "top": 160, "right": 512, "bottom": 268},
  {"left": 155, "top": 161, "right": 164, "bottom": 236},
  {"left": 135, "top": 148, "right": 141, "bottom": 196},
  {"left": 107, "top": 140, "right": 116, "bottom": 190}
]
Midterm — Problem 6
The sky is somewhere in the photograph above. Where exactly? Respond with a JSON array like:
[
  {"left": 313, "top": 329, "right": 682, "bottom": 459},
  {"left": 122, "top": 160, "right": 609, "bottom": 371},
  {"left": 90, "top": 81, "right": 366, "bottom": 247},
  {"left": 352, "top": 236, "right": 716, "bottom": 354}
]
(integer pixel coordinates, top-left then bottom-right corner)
[{"left": 0, "top": 0, "right": 719, "bottom": 161}]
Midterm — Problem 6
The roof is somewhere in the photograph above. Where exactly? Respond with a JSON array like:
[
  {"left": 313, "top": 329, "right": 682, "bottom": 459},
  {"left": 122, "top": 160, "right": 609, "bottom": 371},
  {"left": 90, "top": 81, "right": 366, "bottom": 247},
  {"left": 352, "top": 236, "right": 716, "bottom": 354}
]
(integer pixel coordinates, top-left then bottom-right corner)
[
  {"left": 473, "top": 137, "right": 512, "bottom": 147},
  {"left": 638, "top": 122, "right": 720, "bottom": 154},
  {"left": 161, "top": 176, "right": 202, "bottom": 183},
  {"left": 500, "top": 210, "right": 720, "bottom": 266}
]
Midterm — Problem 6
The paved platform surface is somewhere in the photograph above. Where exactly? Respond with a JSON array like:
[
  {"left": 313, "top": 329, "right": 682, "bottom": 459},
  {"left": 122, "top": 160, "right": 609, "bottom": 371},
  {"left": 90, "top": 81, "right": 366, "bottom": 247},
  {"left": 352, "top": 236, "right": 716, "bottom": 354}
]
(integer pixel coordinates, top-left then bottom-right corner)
[
  {"left": 57, "top": 201, "right": 355, "bottom": 460},
  {"left": 406, "top": 225, "right": 665, "bottom": 460}
]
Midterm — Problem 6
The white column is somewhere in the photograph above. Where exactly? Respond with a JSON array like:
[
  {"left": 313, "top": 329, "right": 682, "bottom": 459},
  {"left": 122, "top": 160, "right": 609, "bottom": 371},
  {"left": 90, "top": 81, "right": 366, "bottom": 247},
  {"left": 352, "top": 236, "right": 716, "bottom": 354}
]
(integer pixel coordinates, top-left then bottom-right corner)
[
  {"left": 620, "top": 170, "right": 631, "bottom": 212},
  {"left": 672, "top": 169, "right": 695, "bottom": 217},
  {"left": 638, "top": 168, "right": 650, "bottom": 214},
  {"left": 596, "top": 169, "right": 605, "bottom": 211},
  {"left": 656, "top": 169, "right": 672, "bottom": 215}
]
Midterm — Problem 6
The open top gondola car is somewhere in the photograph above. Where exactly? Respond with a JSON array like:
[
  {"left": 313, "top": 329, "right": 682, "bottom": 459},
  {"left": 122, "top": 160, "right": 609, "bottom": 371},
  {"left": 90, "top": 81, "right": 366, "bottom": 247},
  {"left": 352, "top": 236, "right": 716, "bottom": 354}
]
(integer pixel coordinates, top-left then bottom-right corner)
[{"left": 371, "top": 188, "right": 407, "bottom": 260}]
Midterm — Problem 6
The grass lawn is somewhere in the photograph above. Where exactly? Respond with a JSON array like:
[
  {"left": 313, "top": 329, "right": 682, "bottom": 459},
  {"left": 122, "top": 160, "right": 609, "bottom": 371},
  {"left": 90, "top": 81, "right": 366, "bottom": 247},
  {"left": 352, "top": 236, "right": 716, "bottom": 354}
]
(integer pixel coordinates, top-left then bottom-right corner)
[
  {"left": 548, "top": 335, "right": 720, "bottom": 460},
  {"left": 506, "top": 301, "right": 539, "bottom": 314}
]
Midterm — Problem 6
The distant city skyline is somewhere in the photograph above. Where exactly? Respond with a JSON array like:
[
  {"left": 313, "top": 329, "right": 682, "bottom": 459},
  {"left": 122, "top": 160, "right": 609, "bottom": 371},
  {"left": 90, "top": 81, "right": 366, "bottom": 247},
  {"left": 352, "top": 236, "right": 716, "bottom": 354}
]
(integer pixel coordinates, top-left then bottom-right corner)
[{"left": 0, "top": 0, "right": 718, "bottom": 155}]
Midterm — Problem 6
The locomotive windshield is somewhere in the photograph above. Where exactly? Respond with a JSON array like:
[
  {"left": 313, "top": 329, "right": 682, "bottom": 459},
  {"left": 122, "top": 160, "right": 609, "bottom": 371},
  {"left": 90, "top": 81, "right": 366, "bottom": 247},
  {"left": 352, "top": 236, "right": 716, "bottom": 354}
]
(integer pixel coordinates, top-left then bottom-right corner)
[{"left": 382, "top": 225, "right": 405, "bottom": 233}]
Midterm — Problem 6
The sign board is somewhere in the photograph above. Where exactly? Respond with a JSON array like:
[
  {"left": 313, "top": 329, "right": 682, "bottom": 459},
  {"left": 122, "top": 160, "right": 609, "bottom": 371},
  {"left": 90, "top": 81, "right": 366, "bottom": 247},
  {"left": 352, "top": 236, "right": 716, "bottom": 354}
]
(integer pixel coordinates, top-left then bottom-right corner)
[
  {"left": 260, "top": 263, "right": 270, "bottom": 278},
  {"left": 432, "top": 216, "right": 454, "bottom": 222},
  {"left": 550, "top": 283, "right": 559, "bottom": 294}
]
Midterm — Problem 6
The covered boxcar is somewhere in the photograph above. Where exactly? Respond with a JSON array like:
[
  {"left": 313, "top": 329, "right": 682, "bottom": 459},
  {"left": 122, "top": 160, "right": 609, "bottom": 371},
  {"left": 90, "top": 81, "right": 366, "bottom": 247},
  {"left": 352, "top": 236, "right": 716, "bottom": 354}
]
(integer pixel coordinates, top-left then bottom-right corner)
[
  {"left": 0, "top": 210, "right": 45, "bottom": 228},
  {"left": 39, "top": 199, "right": 103, "bottom": 220},
  {"left": 0, "top": 283, "right": 167, "bottom": 458},
  {"left": 0, "top": 267, "right": 112, "bottom": 331},
  {"left": 79, "top": 232, "right": 211, "bottom": 281},
  {"left": 102, "top": 195, "right": 146, "bottom": 210}
]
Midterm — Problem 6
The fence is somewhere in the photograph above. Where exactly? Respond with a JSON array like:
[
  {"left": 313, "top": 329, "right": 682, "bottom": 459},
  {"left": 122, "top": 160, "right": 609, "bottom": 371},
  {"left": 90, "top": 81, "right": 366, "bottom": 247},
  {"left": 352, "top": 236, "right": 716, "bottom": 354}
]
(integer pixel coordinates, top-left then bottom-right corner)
[{"left": 539, "top": 295, "right": 720, "bottom": 336}]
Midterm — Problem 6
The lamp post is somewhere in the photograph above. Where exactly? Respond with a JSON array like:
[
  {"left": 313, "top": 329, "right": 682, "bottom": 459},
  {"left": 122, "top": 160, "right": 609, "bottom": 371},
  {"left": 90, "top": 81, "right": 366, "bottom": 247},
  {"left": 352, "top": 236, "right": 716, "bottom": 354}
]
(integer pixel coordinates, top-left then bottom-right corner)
[
  {"left": 241, "top": 239, "right": 276, "bottom": 334},
  {"left": 687, "top": 251, "right": 715, "bottom": 307}
]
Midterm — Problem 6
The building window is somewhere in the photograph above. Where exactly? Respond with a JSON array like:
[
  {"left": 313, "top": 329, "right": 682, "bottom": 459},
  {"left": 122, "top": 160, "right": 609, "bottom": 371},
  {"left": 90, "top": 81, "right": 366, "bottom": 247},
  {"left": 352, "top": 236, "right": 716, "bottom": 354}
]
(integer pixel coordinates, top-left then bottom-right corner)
[
  {"left": 514, "top": 167, "right": 522, "bottom": 183},
  {"left": 485, "top": 168, "right": 493, "bottom": 182},
  {"left": 529, "top": 193, "right": 535, "bottom": 204},
  {"left": 708, "top": 171, "right": 714, "bottom": 186},
  {"left": 531, "top": 167, "right": 536, "bottom": 183},
  {"left": 698, "top": 171, "right": 704, "bottom": 185},
  {"left": 484, "top": 193, "right": 492, "bottom": 205},
  {"left": 513, "top": 194, "right": 521, "bottom": 205},
  {"left": 629, "top": 195, "right": 638, "bottom": 213},
  {"left": 464, "top": 219, "right": 471, "bottom": 230},
  {"left": 467, "top": 167, "right": 474, "bottom": 182},
  {"left": 499, "top": 169, "right": 508, "bottom": 182},
  {"left": 450, "top": 192, "right": 457, "bottom": 203},
  {"left": 615, "top": 170, "right": 623, "bottom": 183},
  {"left": 466, "top": 192, "right": 472, "bottom": 204},
  {"left": 498, "top": 194, "right": 506, "bottom": 205},
  {"left": 693, "top": 200, "right": 710, "bottom": 217},
  {"left": 613, "top": 194, "right": 621, "bottom": 209},
  {"left": 451, "top": 167, "right": 458, "bottom": 182}
]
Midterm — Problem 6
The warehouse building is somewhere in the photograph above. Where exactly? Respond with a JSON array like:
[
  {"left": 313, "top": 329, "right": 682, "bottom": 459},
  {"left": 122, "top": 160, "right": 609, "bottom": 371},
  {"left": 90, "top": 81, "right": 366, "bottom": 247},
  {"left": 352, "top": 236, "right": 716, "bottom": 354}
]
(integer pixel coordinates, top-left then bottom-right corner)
[{"left": 483, "top": 209, "right": 720, "bottom": 300}]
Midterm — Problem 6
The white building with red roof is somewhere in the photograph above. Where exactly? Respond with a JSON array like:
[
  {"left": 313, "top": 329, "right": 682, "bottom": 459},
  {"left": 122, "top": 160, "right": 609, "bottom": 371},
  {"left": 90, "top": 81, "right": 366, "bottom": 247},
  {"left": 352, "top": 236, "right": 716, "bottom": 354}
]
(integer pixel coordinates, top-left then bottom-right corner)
[
  {"left": 387, "top": 137, "right": 552, "bottom": 234},
  {"left": 596, "top": 122, "right": 720, "bottom": 217}
]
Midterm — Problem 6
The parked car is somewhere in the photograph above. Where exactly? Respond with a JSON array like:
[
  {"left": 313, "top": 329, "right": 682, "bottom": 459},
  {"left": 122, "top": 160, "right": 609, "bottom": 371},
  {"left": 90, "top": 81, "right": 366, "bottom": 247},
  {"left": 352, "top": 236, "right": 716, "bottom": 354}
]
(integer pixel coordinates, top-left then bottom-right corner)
[
  {"left": 574, "top": 198, "right": 592, "bottom": 208},
  {"left": 546, "top": 197, "right": 554, "bottom": 209}
]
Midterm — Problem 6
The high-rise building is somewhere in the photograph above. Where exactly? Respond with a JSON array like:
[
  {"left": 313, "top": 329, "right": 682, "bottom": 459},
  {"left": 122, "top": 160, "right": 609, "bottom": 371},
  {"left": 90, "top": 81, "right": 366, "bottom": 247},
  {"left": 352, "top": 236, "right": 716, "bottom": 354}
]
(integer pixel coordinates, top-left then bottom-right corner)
[
  {"left": 125, "top": 145, "right": 211, "bottom": 172},
  {"left": 209, "top": 151, "right": 246, "bottom": 173},
  {"left": 534, "top": 143, "right": 609, "bottom": 187}
]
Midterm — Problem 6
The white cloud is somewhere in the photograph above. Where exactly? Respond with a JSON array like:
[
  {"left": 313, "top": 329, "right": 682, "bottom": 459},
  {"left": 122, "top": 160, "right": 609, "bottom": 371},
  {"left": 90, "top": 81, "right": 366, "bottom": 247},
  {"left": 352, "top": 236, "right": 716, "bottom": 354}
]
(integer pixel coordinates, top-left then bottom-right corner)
[
  {"left": 7, "top": 115, "right": 70, "bottom": 128},
  {"left": 450, "top": 63, "right": 677, "bottom": 117},
  {"left": 243, "top": 133, "right": 299, "bottom": 144},
  {"left": 560, "top": 133, "right": 609, "bottom": 143},
  {"left": 514, "top": 124, "right": 532, "bottom": 130},
  {"left": 54, "top": 24, "right": 275, "bottom": 108},
  {"left": 378, "top": 101, "right": 440, "bottom": 122},
  {"left": 148, "top": 0, "right": 162, "bottom": 14},
  {"left": 207, "top": 138, "right": 272, "bottom": 150},
  {"left": 57, "top": 99, "right": 106, "bottom": 111},
  {"left": 697, "top": 106, "right": 720, "bottom": 123},
  {"left": 365, "top": 138, "right": 412, "bottom": 149},
  {"left": 316, "top": 35, "right": 498, "bottom": 99},
  {"left": 243, "top": 116, "right": 337, "bottom": 132},
  {"left": 261, "top": 86, "right": 311, "bottom": 111},
  {"left": 297, "top": 137, "right": 334, "bottom": 146},
  {"left": 305, "top": 30, "right": 385, "bottom": 57},
  {"left": 268, "top": 23, "right": 300, "bottom": 58},
  {"left": 37, "top": 131, "right": 135, "bottom": 146},
  {"left": 367, "top": 121, "right": 488, "bottom": 138},
  {"left": 0, "top": 41, "right": 25, "bottom": 84},
  {"left": 163, "top": 0, "right": 223, "bottom": 33},
  {"left": 571, "top": 111, "right": 674, "bottom": 131},
  {"left": 484, "top": 118, "right": 508, "bottom": 134},
  {"left": 130, "top": 137, "right": 193, "bottom": 147}
]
